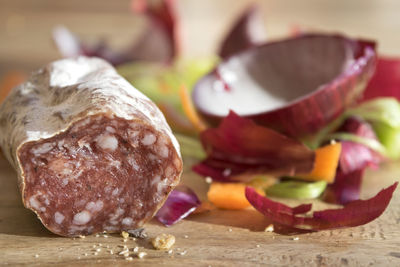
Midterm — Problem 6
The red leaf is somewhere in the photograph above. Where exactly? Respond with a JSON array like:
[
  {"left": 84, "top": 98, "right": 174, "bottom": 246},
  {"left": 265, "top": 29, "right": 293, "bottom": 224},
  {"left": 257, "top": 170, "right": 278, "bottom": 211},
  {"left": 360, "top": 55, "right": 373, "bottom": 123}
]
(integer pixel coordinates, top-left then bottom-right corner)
[
  {"left": 361, "top": 57, "right": 400, "bottom": 102},
  {"left": 219, "top": 4, "right": 267, "bottom": 59},
  {"left": 246, "top": 182, "right": 397, "bottom": 231},
  {"left": 155, "top": 185, "right": 200, "bottom": 226},
  {"left": 192, "top": 111, "right": 315, "bottom": 181}
]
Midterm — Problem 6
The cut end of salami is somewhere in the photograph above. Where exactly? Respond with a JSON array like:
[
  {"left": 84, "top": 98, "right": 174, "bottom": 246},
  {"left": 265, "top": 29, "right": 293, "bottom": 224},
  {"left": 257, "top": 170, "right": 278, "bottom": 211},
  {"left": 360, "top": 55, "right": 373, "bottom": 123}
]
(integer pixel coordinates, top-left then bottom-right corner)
[
  {"left": 20, "top": 114, "right": 181, "bottom": 236},
  {"left": 0, "top": 57, "right": 182, "bottom": 236}
]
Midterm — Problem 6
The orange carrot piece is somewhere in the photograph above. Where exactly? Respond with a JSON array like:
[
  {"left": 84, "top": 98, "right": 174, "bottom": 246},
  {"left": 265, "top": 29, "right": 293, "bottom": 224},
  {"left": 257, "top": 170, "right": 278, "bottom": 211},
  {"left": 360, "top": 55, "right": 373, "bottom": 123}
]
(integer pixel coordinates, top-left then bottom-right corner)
[
  {"left": 179, "top": 84, "right": 208, "bottom": 132},
  {"left": 207, "top": 182, "right": 251, "bottom": 210},
  {"left": 298, "top": 142, "right": 342, "bottom": 183},
  {"left": 0, "top": 71, "right": 26, "bottom": 104}
]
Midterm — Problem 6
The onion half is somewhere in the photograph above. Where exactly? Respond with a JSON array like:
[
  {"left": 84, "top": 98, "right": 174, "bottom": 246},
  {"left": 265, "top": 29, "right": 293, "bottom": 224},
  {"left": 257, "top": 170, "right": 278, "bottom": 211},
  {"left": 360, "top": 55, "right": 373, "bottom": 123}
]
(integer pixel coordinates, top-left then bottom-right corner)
[{"left": 193, "top": 34, "right": 376, "bottom": 138}]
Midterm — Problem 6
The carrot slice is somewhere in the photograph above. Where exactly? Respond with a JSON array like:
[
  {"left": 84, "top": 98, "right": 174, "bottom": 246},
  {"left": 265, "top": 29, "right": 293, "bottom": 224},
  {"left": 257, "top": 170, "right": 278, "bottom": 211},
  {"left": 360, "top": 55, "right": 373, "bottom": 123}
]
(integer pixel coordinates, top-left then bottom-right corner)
[
  {"left": 207, "top": 182, "right": 251, "bottom": 210},
  {"left": 0, "top": 71, "right": 26, "bottom": 104},
  {"left": 297, "top": 142, "right": 342, "bottom": 183},
  {"left": 179, "top": 84, "right": 208, "bottom": 132}
]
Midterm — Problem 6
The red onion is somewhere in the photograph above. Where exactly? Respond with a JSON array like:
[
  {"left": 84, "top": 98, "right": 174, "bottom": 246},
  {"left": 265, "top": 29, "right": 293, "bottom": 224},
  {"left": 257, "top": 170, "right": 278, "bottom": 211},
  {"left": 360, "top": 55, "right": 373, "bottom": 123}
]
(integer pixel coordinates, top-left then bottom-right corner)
[{"left": 193, "top": 34, "right": 376, "bottom": 138}]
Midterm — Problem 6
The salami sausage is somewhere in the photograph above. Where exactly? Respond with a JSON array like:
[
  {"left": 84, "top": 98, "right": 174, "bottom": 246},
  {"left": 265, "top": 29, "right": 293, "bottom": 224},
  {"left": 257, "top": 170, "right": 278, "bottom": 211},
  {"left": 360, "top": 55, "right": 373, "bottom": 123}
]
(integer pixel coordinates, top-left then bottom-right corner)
[{"left": 0, "top": 57, "right": 182, "bottom": 236}]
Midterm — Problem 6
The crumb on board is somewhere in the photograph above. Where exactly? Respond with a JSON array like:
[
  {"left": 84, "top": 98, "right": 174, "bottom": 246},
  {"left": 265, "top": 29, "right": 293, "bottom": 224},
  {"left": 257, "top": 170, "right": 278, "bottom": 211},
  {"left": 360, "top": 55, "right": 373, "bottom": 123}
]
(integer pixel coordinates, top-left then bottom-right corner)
[
  {"left": 177, "top": 250, "right": 187, "bottom": 256},
  {"left": 184, "top": 235, "right": 188, "bottom": 239},
  {"left": 152, "top": 233, "right": 176, "bottom": 250},
  {"left": 137, "top": 252, "right": 147, "bottom": 259},
  {"left": 119, "top": 248, "right": 129, "bottom": 256},
  {"left": 292, "top": 237, "right": 299, "bottom": 241},
  {"left": 79, "top": 235, "right": 85, "bottom": 239},
  {"left": 125, "top": 257, "right": 134, "bottom": 261},
  {"left": 265, "top": 224, "right": 274, "bottom": 232},
  {"left": 228, "top": 228, "right": 233, "bottom": 232},
  {"left": 121, "top": 231, "right": 129, "bottom": 239},
  {"left": 34, "top": 254, "right": 39, "bottom": 258},
  {"left": 133, "top": 247, "right": 139, "bottom": 253},
  {"left": 256, "top": 244, "right": 261, "bottom": 248}
]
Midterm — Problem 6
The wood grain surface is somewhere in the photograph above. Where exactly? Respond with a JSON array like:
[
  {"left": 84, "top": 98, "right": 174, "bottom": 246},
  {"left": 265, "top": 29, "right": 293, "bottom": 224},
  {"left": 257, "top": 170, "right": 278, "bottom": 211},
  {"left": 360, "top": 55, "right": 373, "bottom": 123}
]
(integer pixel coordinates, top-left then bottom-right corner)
[{"left": 1, "top": 0, "right": 400, "bottom": 266}]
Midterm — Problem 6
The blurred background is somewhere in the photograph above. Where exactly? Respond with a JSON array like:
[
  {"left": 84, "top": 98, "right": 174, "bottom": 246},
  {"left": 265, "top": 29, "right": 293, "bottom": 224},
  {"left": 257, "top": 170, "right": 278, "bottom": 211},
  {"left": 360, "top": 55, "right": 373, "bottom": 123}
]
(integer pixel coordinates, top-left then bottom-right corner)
[{"left": 1, "top": 0, "right": 400, "bottom": 77}]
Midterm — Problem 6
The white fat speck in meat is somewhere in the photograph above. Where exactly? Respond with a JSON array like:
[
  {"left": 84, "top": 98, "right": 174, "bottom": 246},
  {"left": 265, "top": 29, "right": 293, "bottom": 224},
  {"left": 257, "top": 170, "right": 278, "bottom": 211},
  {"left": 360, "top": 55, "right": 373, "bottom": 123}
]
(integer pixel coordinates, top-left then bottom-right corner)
[
  {"left": 109, "top": 208, "right": 124, "bottom": 221},
  {"left": 74, "top": 199, "right": 87, "bottom": 208},
  {"left": 128, "top": 129, "right": 139, "bottom": 139},
  {"left": 111, "top": 188, "right": 119, "bottom": 196},
  {"left": 106, "top": 126, "right": 116, "bottom": 133},
  {"left": 122, "top": 217, "right": 133, "bottom": 225},
  {"left": 31, "top": 142, "right": 54, "bottom": 155},
  {"left": 57, "top": 140, "right": 65, "bottom": 150},
  {"left": 108, "top": 158, "right": 121, "bottom": 169},
  {"left": 54, "top": 211, "right": 65, "bottom": 224},
  {"left": 29, "top": 194, "right": 42, "bottom": 210},
  {"left": 127, "top": 156, "right": 139, "bottom": 171},
  {"left": 77, "top": 138, "right": 92, "bottom": 152},
  {"left": 86, "top": 200, "right": 104, "bottom": 212},
  {"left": 159, "top": 145, "right": 169, "bottom": 158},
  {"left": 96, "top": 134, "right": 118, "bottom": 151},
  {"left": 61, "top": 178, "right": 69, "bottom": 186},
  {"left": 151, "top": 175, "right": 161, "bottom": 186},
  {"left": 104, "top": 186, "right": 112, "bottom": 193},
  {"left": 73, "top": 210, "right": 91, "bottom": 225},
  {"left": 157, "top": 178, "right": 169, "bottom": 193},
  {"left": 147, "top": 153, "right": 158, "bottom": 162},
  {"left": 43, "top": 195, "right": 50, "bottom": 205},
  {"left": 141, "top": 133, "right": 156, "bottom": 146},
  {"left": 69, "top": 225, "right": 86, "bottom": 233}
]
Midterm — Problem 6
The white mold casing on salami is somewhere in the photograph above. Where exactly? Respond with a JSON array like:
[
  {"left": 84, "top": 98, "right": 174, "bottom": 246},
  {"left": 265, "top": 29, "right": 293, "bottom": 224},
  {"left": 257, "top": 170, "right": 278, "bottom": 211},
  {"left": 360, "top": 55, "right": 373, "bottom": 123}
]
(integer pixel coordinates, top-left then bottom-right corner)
[{"left": 0, "top": 57, "right": 182, "bottom": 237}]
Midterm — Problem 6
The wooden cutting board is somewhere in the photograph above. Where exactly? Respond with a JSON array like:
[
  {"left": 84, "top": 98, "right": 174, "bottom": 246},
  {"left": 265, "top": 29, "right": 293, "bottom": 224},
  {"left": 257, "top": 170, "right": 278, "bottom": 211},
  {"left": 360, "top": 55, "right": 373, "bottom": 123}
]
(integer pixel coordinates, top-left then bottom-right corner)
[
  {"left": 1, "top": 154, "right": 400, "bottom": 266},
  {"left": 2, "top": 0, "right": 400, "bottom": 265}
]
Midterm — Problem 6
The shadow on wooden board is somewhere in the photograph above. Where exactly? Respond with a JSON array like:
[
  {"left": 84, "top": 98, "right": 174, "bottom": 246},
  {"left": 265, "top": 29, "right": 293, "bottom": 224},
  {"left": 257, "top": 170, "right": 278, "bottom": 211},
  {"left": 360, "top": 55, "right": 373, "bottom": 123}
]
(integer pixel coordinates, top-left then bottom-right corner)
[{"left": 0, "top": 155, "right": 56, "bottom": 237}]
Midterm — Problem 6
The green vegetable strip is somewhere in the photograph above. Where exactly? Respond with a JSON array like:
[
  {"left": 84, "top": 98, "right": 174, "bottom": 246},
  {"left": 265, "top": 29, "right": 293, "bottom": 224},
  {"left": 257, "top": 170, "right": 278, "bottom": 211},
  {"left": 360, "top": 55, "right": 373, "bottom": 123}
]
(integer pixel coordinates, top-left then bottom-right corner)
[
  {"left": 266, "top": 180, "right": 327, "bottom": 200},
  {"left": 324, "top": 133, "right": 388, "bottom": 156}
]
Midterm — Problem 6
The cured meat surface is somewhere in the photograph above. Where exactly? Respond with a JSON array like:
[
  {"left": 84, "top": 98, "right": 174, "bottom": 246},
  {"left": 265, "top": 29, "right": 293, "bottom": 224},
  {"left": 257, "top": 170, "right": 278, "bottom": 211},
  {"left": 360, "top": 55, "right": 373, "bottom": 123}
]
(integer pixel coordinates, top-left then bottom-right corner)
[{"left": 0, "top": 57, "right": 182, "bottom": 236}]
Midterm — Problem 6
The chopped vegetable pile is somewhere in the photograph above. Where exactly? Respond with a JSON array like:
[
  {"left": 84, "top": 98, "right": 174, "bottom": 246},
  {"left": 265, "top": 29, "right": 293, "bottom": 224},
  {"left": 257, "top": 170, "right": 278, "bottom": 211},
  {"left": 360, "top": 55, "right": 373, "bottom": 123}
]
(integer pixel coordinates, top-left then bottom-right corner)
[{"left": 2, "top": 0, "right": 399, "bottom": 233}]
